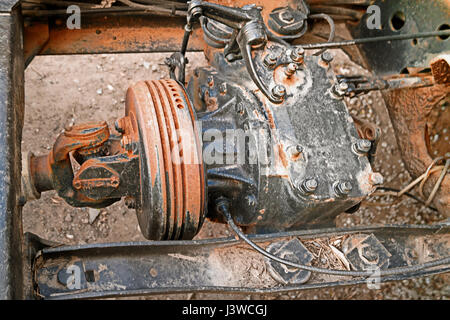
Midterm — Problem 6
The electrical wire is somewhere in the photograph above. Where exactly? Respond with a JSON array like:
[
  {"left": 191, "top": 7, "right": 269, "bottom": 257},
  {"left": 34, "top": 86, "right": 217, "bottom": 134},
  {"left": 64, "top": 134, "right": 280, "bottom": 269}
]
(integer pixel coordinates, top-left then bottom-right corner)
[
  {"left": 217, "top": 198, "right": 450, "bottom": 278},
  {"left": 300, "top": 30, "right": 450, "bottom": 50},
  {"left": 307, "top": 13, "right": 335, "bottom": 56}
]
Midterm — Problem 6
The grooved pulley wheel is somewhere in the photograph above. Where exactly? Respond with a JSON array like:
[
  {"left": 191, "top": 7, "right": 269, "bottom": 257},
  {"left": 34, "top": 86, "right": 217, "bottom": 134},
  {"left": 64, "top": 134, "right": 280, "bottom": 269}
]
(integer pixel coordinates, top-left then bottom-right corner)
[{"left": 125, "top": 79, "right": 206, "bottom": 240}]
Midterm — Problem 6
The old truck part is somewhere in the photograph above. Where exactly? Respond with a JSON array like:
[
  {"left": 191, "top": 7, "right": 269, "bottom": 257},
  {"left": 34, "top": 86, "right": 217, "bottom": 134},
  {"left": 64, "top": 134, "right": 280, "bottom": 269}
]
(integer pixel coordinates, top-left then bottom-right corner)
[
  {"left": 0, "top": 0, "right": 449, "bottom": 299},
  {"left": 21, "top": 2, "right": 383, "bottom": 241}
]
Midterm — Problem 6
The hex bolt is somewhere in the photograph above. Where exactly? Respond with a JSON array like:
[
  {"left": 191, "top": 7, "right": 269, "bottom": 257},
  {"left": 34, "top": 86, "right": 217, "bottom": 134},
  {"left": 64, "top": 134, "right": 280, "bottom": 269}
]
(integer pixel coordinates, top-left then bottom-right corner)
[
  {"left": 280, "top": 10, "right": 294, "bottom": 23},
  {"left": 289, "top": 144, "right": 303, "bottom": 160},
  {"left": 332, "top": 81, "right": 349, "bottom": 97},
  {"left": 300, "top": 178, "right": 318, "bottom": 194},
  {"left": 321, "top": 51, "right": 333, "bottom": 64},
  {"left": 285, "top": 63, "right": 298, "bottom": 77},
  {"left": 263, "top": 53, "right": 278, "bottom": 69},
  {"left": 369, "top": 172, "right": 384, "bottom": 186},
  {"left": 334, "top": 181, "right": 353, "bottom": 197},
  {"left": 291, "top": 46, "right": 305, "bottom": 64},
  {"left": 271, "top": 84, "right": 286, "bottom": 100},
  {"left": 353, "top": 139, "right": 372, "bottom": 155}
]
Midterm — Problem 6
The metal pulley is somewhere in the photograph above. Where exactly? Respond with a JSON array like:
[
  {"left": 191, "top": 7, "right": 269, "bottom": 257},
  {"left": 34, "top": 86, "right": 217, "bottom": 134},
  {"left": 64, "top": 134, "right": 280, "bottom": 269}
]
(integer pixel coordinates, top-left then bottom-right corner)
[{"left": 124, "top": 79, "right": 206, "bottom": 240}]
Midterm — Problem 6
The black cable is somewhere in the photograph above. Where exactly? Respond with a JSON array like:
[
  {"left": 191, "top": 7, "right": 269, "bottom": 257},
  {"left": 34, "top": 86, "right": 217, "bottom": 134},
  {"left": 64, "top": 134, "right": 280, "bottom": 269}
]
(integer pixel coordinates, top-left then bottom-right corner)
[
  {"left": 217, "top": 198, "right": 450, "bottom": 277},
  {"left": 300, "top": 30, "right": 450, "bottom": 50},
  {"left": 308, "top": 13, "right": 335, "bottom": 56},
  {"left": 375, "top": 187, "right": 438, "bottom": 212}
]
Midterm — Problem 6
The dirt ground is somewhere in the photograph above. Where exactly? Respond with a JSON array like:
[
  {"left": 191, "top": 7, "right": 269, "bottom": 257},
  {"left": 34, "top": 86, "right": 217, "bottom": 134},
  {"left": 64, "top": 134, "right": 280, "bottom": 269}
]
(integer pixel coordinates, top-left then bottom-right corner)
[{"left": 22, "top": 48, "right": 448, "bottom": 299}]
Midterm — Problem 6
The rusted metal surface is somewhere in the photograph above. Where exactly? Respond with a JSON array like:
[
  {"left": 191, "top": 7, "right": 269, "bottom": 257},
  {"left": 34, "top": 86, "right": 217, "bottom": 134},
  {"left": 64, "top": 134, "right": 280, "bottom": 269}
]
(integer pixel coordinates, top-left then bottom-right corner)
[
  {"left": 23, "top": 0, "right": 297, "bottom": 56},
  {"left": 431, "top": 56, "right": 450, "bottom": 85},
  {"left": 21, "top": 118, "right": 143, "bottom": 219},
  {"left": 125, "top": 79, "right": 205, "bottom": 240},
  {"left": 23, "top": 21, "right": 49, "bottom": 66},
  {"left": 351, "top": 115, "right": 380, "bottom": 142},
  {"left": 382, "top": 81, "right": 450, "bottom": 215},
  {"left": 33, "top": 15, "right": 205, "bottom": 55}
]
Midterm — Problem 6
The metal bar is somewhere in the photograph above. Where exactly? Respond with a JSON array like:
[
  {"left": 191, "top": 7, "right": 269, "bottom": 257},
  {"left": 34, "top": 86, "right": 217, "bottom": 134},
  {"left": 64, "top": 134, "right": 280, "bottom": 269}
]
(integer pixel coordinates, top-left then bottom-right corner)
[
  {"left": 22, "top": 0, "right": 298, "bottom": 56},
  {"left": 0, "top": 5, "right": 25, "bottom": 299},
  {"left": 33, "top": 224, "right": 450, "bottom": 299},
  {"left": 301, "top": 30, "right": 450, "bottom": 50}
]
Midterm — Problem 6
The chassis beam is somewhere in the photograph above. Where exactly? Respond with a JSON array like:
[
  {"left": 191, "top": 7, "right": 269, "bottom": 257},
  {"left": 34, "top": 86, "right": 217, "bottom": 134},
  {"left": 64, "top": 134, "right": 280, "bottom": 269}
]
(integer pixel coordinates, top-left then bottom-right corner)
[
  {"left": 0, "top": 3, "right": 25, "bottom": 299},
  {"left": 33, "top": 224, "right": 449, "bottom": 299}
]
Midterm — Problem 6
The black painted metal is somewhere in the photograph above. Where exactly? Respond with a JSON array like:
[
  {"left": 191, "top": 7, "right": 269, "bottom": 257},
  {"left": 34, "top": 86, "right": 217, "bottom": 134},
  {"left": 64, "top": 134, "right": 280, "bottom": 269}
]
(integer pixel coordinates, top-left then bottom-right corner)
[
  {"left": 33, "top": 224, "right": 450, "bottom": 299},
  {"left": 0, "top": 7, "right": 25, "bottom": 299},
  {"left": 351, "top": 0, "right": 450, "bottom": 75},
  {"left": 186, "top": 45, "right": 374, "bottom": 233}
]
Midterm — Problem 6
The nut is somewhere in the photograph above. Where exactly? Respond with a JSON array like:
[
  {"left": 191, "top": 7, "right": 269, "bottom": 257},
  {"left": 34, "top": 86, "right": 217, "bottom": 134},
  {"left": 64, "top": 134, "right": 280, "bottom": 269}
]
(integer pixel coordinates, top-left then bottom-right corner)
[
  {"left": 263, "top": 53, "right": 278, "bottom": 68},
  {"left": 285, "top": 63, "right": 298, "bottom": 77},
  {"left": 271, "top": 85, "right": 286, "bottom": 100},
  {"left": 334, "top": 181, "right": 353, "bottom": 197},
  {"left": 321, "top": 51, "right": 333, "bottom": 64},
  {"left": 353, "top": 139, "right": 372, "bottom": 155},
  {"left": 299, "top": 178, "right": 318, "bottom": 194},
  {"left": 291, "top": 46, "right": 305, "bottom": 64}
]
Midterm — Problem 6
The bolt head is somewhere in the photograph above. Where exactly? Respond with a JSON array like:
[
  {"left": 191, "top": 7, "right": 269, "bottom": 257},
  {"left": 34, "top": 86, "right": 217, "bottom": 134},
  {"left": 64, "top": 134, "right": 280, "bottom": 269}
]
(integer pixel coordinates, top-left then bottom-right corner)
[
  {"left": 332, "top": 82, "right": 349, "bottom": 97},
  {"left": 321, "top": 51, "right": 333, "bottom": 63},
  {"left": 339, "top": 81, "right": 349, "bottom": 91},
  {"left": 291, "top": 46, "right": 305, "bottom": 63},
  {"left": 280, "top": 10, "right": 295, "bottom": 23},
  {"left": 272, "top": 85, "right": 286, "bottom": 100},
  {"left": 303, "top": 179, "right": 318, "bottom": 193},
  {"left": 354, "top": 139, "right": 372, "bottom": 154},
  {"left": 335, "top": 181, "right": 352, "bottom": 196},
  {"left": 285, "top": 63, "right": 298, "bottom": 76},
  {"left": 263, "top": 53, "right": 278, "bottom": 68}
]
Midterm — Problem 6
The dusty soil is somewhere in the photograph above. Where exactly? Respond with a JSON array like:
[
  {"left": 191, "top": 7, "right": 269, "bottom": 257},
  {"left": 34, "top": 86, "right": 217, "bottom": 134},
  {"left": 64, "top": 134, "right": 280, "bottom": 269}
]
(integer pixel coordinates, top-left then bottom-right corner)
[{"left": 23, "top": 49, "right": 448, "bottom": 300}]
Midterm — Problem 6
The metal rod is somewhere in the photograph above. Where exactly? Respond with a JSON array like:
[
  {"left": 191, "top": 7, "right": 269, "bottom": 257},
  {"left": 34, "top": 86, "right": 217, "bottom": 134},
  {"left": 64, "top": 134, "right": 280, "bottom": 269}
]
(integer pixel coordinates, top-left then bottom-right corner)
[{"left": 301, "top": 30, "right": 450, "bottom": 50}]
